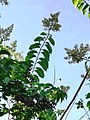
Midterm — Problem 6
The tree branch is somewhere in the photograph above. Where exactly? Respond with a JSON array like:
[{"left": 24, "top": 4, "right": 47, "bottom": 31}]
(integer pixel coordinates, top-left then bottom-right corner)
[
  {"left": 60, "top": 71, "right": 89, "bottom": 120},
  {"left": 79, "top": 110, "right": 90, "bottom": 120}
]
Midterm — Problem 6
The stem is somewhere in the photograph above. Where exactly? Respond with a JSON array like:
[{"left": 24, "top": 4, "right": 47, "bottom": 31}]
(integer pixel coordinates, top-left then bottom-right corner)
[
  {"left": 65, "top": 100, "right": 76, "bottom": 120},
  {"left": 31, "top": 29, "right": 50, "bottom": 74},
  {"left": 83, "top": 107, "right": 90, "bottom": 120},
  {"left": 53, "top": 65, "right": 56, "bottom": 85},
  {"left": 60, "top": 71, "right": 89, "bottom": 120},
  {"left": 79, "top": 110, "right": 90, "bottom": 120}
]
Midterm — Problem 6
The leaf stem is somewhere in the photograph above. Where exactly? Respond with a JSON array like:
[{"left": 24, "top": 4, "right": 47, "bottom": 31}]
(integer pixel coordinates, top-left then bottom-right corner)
[{"left": 31, "top": 29, "right": 50, "bottom": 74}]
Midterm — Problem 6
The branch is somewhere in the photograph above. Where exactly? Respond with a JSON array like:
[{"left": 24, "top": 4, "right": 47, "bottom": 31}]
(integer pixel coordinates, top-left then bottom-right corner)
[
  {"left": 79, "top": 110, "right": 90, "bottom": 120},
  {"left": 83, "top": 107, "right": 90, "bottom": 120},
  {"left": 60, "top": 71, "right": 89, "bottom": 120},
  {"left": 65, "top": 100, "right": 76, "bottom": 120},
  {"left": 53, "top": 65, "right": 56, "bottom": 85}
]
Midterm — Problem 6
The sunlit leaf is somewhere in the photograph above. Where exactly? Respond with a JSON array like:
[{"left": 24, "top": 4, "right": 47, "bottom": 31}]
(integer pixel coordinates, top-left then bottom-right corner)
[
  {"left": 82, "top": 3, "right": 88, "bottom": 12},
  {"left": 72, "top": 0, "right": 90, "bottom": 18},
  {"left": 78, "top": 2, "right": 84, "bottom": 10},
  {"left": 88, "top": 11, "right": 90, "bottom": 18},
  {"left": 72, "top": 0, "right": 79, "bottom": 6}
]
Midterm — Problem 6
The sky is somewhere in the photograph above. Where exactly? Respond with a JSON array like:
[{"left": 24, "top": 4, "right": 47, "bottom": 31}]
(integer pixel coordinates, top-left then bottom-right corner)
[{"left": 0, "top": 0, "right": 90, "bottom": 120}]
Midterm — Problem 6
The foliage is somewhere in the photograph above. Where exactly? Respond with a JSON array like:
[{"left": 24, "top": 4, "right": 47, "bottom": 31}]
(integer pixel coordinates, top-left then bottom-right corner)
[
  {"left": 0, "top": 13, "right": 68, "bottom": 120},
  {"left": 0, "top": 1, "right": 90, "bottom": 120},
  {"left": 0, "top": 0, "right": 9, "bottom": 5},
  {"left": 64, "top": 43, "right": 90, "bottom": 114},
  {"left": 72, "top": 0, "right": 90, "bottom": 18}
]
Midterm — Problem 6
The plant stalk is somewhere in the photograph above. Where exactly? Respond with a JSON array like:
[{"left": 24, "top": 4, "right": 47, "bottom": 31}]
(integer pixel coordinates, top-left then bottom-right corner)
[{"left": 60, "top": 71, "right": 89, "bottom": 120}]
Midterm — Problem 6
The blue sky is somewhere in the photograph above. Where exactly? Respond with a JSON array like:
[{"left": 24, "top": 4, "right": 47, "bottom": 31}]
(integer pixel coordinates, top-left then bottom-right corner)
[{"left": 0, "top": 0, "right": 90, "bottom": 120}]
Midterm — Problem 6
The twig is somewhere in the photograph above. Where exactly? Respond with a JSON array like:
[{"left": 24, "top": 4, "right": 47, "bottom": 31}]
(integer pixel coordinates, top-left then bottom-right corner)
[
  {"left": 53, "top": 65, "right": 56, "bottom": 85},
  {"left": 65, "top": 100, "right": 76, "bottom": 120},
  {"left": 79, "top": 110, "right": 90, "bottom": 120},
  {"left": 83, "top": 107, "right": 90, "bottom": 120},
  {"left": 60, "top": 71, "right": 89, "bottom": 120}
]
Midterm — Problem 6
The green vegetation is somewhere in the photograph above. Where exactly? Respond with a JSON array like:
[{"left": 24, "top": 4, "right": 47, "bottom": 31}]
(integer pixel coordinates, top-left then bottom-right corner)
[{"left": 0, "top": 0, "right": 90, "bottom": 120}]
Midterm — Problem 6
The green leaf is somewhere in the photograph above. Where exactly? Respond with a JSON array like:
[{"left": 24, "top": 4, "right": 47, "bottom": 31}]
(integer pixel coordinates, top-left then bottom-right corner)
[
  {"left": 4, "top": 77, "right": 11, "bottom": 85},
  {"left": 45, "top": 42, "right": 52, "bottom": 54},
  {"left": 0, "top": 107, "right": 8, "bottom": 116},
  {"left": 33, "top": 74, "right": 40, "bottom": 82},
  {"left": 42, "top": 49, "right": 50, "bottom": 61},
  {"left": 43, "top": 83, "right": 53, "bottom": 89},
  {"left": 82, "top": 3, "right": 88, "bottom": 12},
  {"left": 78, "top": 2, "right": 84, "bottom": 10},
  {"left": 34, "top": 36, "right": 43, "bottom": 42},
  {"left": 29, "top": 43, "right": 41, "bottom": 50},
  {"left": 25, "top": 50, "right": 37, "bottom": 60},
  {"left": 0, "top": 50, "right": 10, "bottom": 56},
  {"left": 83, "top": 10, "right": 86, "bottom": 15},
  {"left": 88, "top": 7, "right": 90, "bottom": 18},
  {"left": 72, "top": 0, "right": 90, "bottom": 18},
  {"left": 35, "top": 67, "right": 44, "bottom": 78},
  {"left": 60, "top": 90, "right": 67, "bottom": 102},
  {"left": 86, "top": 92, "right": 90, "bottom": 99},
  {"left": 87, "top": 101, "right": 90, "bottom": 110},
  {"left": 49, "top": 36, "right": 55, "bottom": 46},
  {"left": 88, "top": 11, "right": 90, "bottom": 18},
  {"left": 40, "top": 32, "right": 47, "bottom": 35},
  {"left": 38, "top": 58, "right": 48, "bottom": 71},
  {"left": 72, "top": 0, "right": 78, "bottom": 6}
]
